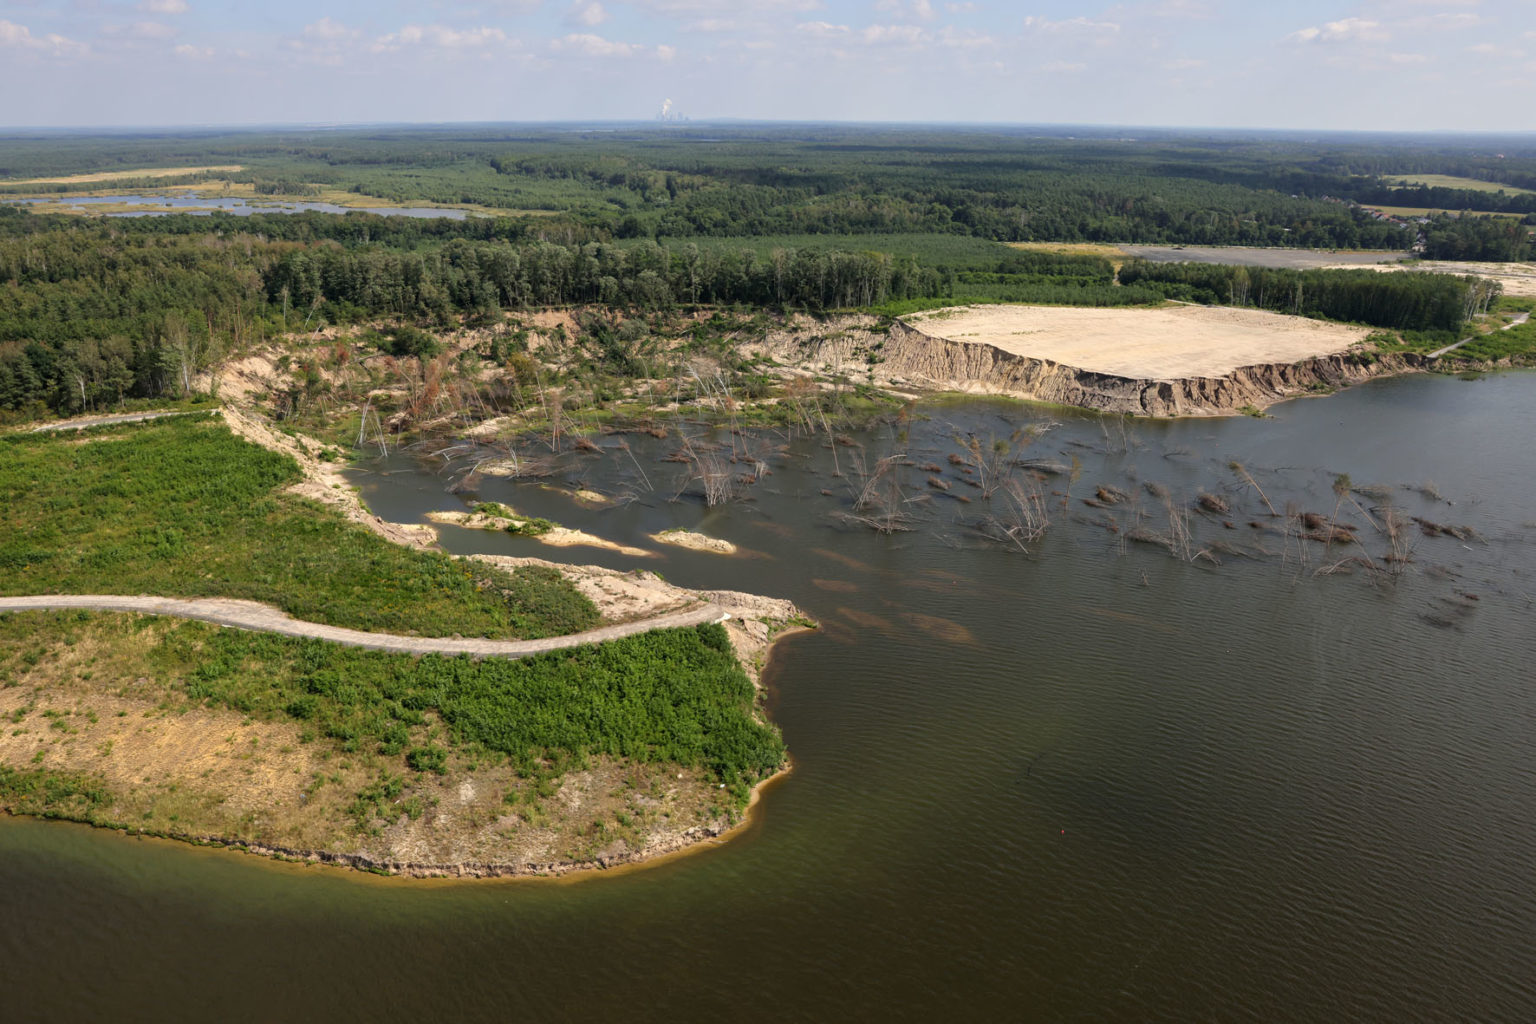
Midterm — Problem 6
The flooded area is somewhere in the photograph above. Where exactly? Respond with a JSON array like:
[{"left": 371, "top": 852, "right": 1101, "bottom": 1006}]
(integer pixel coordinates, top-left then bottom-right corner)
[
  {"left": 2, "top": 192, "right": 468, "bottom": 219},
  {"left": 5, "top": 371, "right": 1536, "bottom": 1021}
]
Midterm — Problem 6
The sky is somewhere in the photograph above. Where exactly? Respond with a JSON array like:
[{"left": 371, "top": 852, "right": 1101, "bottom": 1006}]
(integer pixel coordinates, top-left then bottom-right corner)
[{"left": 1, "top": 0, "right": 1533, "bottom": 131}]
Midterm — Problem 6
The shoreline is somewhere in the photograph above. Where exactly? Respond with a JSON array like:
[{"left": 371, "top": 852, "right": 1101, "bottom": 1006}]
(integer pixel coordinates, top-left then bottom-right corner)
[
  {"left": 0, "top": 760, "right": 798, "bottom": 884},
  {"left": 0, "top": 623, "right": 812, "bottom": 883},
  {"left": 0, "top": 407, "right": 814, "bottom": 881}
]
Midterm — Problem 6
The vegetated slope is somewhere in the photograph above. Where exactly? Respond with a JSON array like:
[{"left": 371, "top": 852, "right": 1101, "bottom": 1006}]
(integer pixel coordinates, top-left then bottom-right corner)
[
  {"left": 0, "top": 414, "right": 597, "bottom": 639},
  {"left": 0, "top": 608, "right": 786, "bottom": 871}
]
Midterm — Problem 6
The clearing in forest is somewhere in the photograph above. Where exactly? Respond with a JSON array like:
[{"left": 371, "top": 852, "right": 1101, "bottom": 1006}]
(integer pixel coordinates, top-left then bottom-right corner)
[
  {"left": 1387, "top": 174, "right": 1536, "bottom": 196},
  {"left": 2, "top": 165, "right": 244, "bottom": 186},
  {"left": 905, "top": 304, "right": 1370, "bottom": 380}
]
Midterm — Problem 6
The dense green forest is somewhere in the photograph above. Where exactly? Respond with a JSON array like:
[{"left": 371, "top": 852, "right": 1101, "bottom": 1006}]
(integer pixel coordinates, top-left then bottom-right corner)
[
  {"left": 14, "top": 124, "right": 1533, "bottom": 248},
  {"left": 0, "top": 210, "right": 1166, "bottom": 416},
  {"left": 1423, "top": 216, "right": 1532, "bottom": 261}
]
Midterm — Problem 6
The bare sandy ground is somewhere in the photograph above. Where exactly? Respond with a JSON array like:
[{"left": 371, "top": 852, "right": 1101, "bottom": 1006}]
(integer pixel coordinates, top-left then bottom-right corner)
[
  {"left": 905, "top": 304, "right": 1371, "bottom": 380},
  {"left": 1324, "top": 260, "right": 1536, "bottom": 297},
  {"left": 4, "top": 165, "right": 243, "bottom": 186}
]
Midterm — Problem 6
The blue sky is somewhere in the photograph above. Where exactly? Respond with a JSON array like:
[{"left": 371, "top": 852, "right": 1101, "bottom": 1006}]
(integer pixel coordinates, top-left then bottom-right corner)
[{"left": 1, "top": 1, "right": 1532, "bottom": 130}]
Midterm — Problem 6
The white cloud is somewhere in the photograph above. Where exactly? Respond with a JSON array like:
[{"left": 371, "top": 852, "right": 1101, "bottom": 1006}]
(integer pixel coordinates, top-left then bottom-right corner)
[
  {"left": 797, "top": 21, "right": 850, "bottom": 38},
  {"left": 945, "top": 2, "right": 978, "bottom": 12},
  {"left": 127, "top": 21, "right": 178, "bottom": 40},
  {"left": 551, "top": 32, "right": 643, "bottom": 56},
  {"left": 875, "top": 0, "right": 937, "bottom": 20},
  {"left": 568, "top": 2, "right": 610, "bottom": 26},
  {"left": 139, "top": 0, "right": 190, "bottom": 13},
  {"left": 1041, "top": 60, "right": 1087, "bottom": 72},
  {"left": 305, "top": 18, "right": 357, "bottom": 41},
  {"left": 1288, "top": 18, "right": 1385, "bottom": 44},
  {"left": 372, "top": 25, "right": 511, "bottom": 53},
  {"left": 862, "top": 23, "right": 930, "bottom": 46},
  {"left": 1163, "top": 57, "right": 1206, "bottom": 70},
  {"left": 0, "top": 19, "right": 89, "bottom": 57},
  {"left": 625, "top": 0, "right": 820, "bottom": 15},
  {"left": 174, "top": 43, "right": 214, "bottom": 60},
  {"left": 1023, "top": 16, "right": 1120, "bottom": 34},
  {"left": 938, "top": 27, "right": 997, "bottom": 49}
]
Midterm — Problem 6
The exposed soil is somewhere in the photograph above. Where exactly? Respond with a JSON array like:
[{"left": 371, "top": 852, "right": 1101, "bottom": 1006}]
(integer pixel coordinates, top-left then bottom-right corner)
[
  {"left": 749, "top": 307, "right": 1401, "bottom": 416},
  {"left": 1330, "top": 260, "right": 1536, "bottom": 297},
  {"left": 903, "top": 304, "right": 1370, "bottom": 380}
]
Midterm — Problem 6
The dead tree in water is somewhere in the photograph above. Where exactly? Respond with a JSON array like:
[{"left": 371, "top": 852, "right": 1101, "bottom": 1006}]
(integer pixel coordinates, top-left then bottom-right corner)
[
  {"left": 840, "top": 450, "right": 914, "bottom": 533},
  {"left": 991, "top": 476, "right": 1052, "bottom": 551},
  {"left": 674, "top": 434, "right": 735, "bottom": 507}
]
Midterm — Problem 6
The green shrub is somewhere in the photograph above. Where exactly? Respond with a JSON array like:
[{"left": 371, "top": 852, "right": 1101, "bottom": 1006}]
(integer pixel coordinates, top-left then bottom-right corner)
[{"left": 406, "top": 745, "right": 449, "bottom": 774}]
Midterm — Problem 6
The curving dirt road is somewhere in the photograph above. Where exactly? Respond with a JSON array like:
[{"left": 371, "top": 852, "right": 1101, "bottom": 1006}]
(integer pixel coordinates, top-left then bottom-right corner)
[{"left": 0, "top": 594, "right": 728, "bottom": 657}]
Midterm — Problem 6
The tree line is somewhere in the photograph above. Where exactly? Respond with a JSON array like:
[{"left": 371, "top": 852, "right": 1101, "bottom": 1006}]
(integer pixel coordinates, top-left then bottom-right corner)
[{"left": 1118, "top": 260, "right": 1498, "bottom": 334}]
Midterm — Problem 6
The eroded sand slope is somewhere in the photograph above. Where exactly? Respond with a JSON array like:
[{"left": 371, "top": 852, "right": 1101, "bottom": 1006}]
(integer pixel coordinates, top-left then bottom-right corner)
[{"left": 905, "top": 304, "right": 1370, "bottom": 380}]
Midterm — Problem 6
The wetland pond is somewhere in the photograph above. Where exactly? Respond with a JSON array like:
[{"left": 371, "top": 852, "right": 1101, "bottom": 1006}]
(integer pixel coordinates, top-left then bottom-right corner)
[{"left": 5, "top": 371, "right": 1536, "bottom": 1021}]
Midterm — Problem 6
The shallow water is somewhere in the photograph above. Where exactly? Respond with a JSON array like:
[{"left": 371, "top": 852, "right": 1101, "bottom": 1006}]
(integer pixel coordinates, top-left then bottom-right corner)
[
  {"left": 2, "top": 192, "right": 467, "bottom": 219},
  {"left": 5, "top": 372, "right": 1535, "bottom": 1022}
]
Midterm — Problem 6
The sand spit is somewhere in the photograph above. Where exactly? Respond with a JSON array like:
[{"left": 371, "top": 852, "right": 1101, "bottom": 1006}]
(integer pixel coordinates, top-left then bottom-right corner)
[
  {"left": 650, "top": 530, "right": 740, "bottom": 555},
  {"left": 425, "top": 509, "right": 653, "bottom": 558}
]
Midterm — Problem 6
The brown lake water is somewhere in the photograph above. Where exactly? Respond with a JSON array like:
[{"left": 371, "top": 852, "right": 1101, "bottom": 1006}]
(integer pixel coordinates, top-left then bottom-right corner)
[{"left": 4, "top": 372, "right": 1535, "bottom": 1022}]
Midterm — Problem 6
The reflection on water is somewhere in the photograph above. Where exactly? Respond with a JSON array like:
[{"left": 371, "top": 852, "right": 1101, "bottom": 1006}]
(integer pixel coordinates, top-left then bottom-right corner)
[{"left": 5, "top": 371, "right": 1536, "bottom": 1022}]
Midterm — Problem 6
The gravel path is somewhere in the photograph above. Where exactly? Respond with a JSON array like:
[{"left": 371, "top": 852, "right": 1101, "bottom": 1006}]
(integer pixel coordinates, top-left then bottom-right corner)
[{"left": 0, "top": 595, "right": 728, "bottom": 657}]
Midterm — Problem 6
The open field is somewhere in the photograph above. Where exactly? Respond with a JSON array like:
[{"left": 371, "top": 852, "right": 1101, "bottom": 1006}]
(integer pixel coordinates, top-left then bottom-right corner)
[
  {"left": 905, "top": 303, "right": 1370, "bottom": 379},
  {"left": 1388, "top": 174, "right": 1536, "bottom": 196},
  {"left": 1364, "top": 204, "right": 1524, "bottom": 219},
  {"left": 1120, "top": 245, "right": 1409, "bottom": 270},
  {"left": 1, "top": 165, "right": 244, "bottom": 186}
]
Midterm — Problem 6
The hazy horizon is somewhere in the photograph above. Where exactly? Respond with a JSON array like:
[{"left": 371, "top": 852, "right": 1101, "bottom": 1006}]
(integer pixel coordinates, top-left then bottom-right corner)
[{"left": 2, "top": 1, "right": 1533, "bottom": 133}]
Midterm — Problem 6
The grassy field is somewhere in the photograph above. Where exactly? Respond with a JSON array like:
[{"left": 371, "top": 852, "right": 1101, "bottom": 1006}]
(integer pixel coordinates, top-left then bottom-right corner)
[
  {"left": 1388, "top": 174, "right": 1536, "bottom": 196},
  {"left": 0, "top": 414, "right": 598, "bottom": 639},
  {"left": 1365, "top": 204, "right": 1524, "bottom": 219}
]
